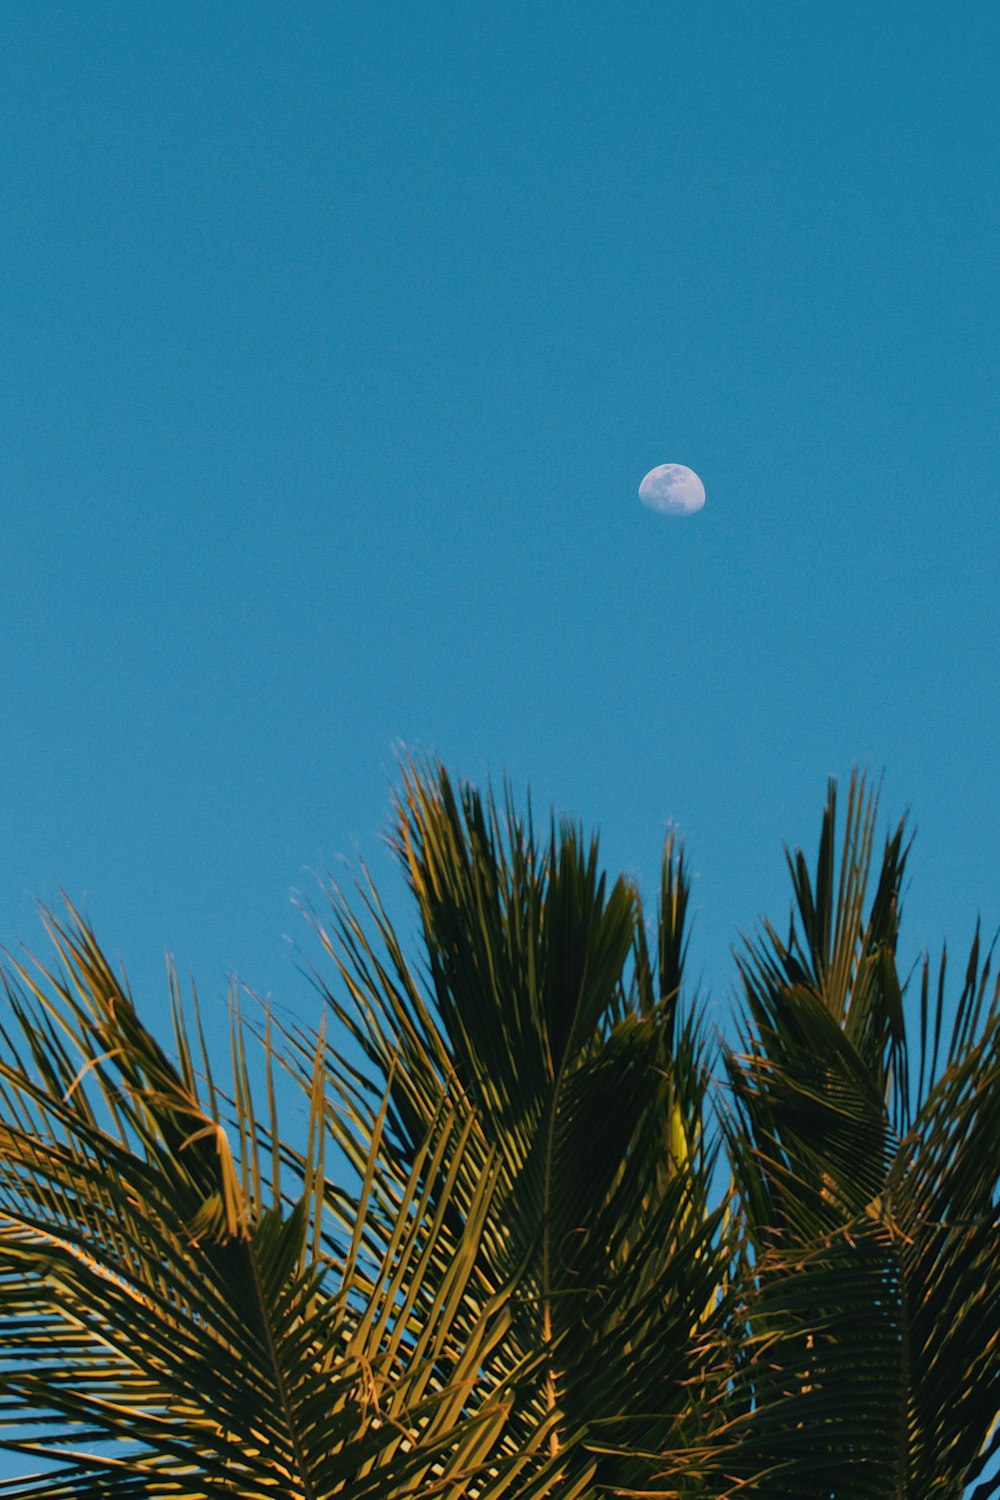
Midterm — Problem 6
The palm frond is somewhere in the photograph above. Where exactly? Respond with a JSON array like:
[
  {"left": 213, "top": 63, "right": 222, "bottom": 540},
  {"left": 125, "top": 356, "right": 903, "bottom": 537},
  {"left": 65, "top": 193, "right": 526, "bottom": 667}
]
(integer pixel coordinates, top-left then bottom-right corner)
[
  {"left": 722, "top": 772, "right": 1000, "bottom": 1497},
  {"left": 304, "top": 760, "right": 728, "bottom": 1491},
  {"left": 0, "top": 909, "right": 562, "bottom": 1498}
]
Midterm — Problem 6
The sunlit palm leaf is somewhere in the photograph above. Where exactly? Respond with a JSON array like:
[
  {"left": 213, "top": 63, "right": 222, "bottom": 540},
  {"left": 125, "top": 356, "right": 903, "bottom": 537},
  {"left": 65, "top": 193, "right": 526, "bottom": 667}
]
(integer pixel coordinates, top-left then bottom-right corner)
[{"left": 0, "top": 911, "right": 565, "bottom": 1498}]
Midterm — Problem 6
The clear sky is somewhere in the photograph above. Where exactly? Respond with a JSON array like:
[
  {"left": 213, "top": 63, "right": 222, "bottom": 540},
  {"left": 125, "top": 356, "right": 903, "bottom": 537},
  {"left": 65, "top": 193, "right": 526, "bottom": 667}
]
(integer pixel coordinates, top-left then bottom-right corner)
[{"left": 3, "top": 2, "right": 999, "bottom": 1055}]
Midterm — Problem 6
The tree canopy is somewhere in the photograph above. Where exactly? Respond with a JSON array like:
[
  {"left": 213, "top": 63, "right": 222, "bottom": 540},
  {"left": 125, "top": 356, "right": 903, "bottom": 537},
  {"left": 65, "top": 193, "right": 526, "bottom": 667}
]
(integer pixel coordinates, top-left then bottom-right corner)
[{"left": 0, "top": 764, "right": 997, "bottom": 1497}]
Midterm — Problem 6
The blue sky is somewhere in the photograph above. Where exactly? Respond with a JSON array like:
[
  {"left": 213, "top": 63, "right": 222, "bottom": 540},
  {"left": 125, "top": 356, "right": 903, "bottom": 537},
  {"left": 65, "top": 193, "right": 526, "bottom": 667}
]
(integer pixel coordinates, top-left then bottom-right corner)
[{"left": 3, "top": 1, "right": 998, "bottom": 1059}]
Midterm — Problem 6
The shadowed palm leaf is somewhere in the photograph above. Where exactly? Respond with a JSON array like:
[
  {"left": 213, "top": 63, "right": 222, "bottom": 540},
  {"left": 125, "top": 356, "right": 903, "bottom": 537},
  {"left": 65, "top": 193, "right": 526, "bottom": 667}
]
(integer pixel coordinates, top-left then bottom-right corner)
[{"left": 723, "top": 776, "right": 1000, "bottom": 1498}]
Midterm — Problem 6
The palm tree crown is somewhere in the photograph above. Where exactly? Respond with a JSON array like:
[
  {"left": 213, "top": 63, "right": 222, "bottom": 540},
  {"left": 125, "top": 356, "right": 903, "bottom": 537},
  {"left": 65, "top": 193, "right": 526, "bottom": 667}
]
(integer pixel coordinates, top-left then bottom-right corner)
[{"left": 0, "top": 763, "right": 997, "bottom": 1497}]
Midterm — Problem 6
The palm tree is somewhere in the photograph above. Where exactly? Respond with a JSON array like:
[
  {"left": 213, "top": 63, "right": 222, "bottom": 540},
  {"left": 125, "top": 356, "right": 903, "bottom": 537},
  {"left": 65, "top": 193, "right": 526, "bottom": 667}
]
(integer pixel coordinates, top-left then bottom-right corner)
[{"left": 0, "top": 762, "right": 996, "bottom": 1497}]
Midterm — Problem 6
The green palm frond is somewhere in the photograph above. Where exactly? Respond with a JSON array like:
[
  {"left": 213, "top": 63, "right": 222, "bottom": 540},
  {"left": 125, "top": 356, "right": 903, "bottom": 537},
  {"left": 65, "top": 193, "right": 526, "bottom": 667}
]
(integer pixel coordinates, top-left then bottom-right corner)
[
  {"left": 305, "top": 761, "right": 728, "bottom": 1492},
  {"left": 722, "top": 773, "right": 1000, "bottom": 1498},
  {"left": 0, "top": 908, "right": 568, "bottom": 1498}
]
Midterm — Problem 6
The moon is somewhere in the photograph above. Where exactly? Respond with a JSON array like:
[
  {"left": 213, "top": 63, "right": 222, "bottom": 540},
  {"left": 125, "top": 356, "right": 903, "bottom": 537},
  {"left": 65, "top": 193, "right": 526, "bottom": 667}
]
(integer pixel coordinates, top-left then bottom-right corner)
[{"left": 638, "top": 463, "right": 706, "bottom": 517}]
